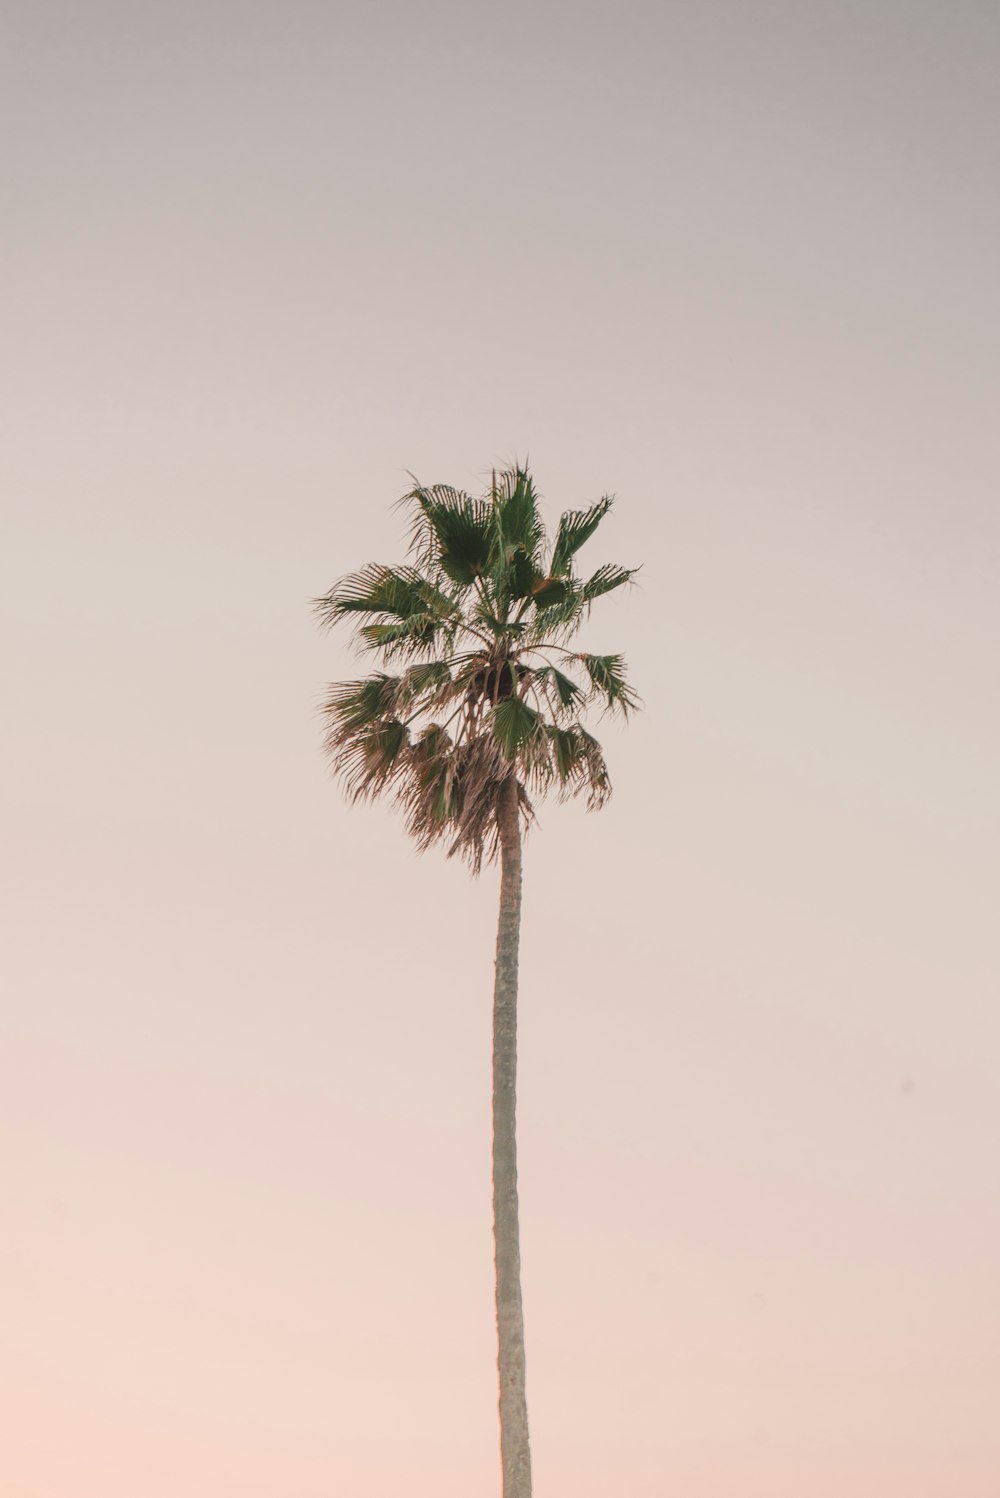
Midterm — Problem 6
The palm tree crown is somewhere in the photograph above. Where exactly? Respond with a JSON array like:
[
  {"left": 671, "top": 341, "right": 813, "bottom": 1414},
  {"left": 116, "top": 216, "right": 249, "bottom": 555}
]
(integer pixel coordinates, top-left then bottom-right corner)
[{"left": 314, "top": 466, "right": 639, "bottom": 870}]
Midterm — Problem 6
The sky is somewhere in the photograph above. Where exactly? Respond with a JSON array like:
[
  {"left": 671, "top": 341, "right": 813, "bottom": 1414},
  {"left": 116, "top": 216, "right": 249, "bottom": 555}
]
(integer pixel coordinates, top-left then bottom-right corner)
[{"left": 3, "top": 1, "right": 999, "bottom": 1494}]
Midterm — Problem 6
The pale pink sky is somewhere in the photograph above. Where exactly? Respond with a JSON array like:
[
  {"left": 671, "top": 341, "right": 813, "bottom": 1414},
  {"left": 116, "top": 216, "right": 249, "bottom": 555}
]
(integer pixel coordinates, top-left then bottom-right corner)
[{"left": 3, "top": 2, "right": 1000, "bottom": 1495}]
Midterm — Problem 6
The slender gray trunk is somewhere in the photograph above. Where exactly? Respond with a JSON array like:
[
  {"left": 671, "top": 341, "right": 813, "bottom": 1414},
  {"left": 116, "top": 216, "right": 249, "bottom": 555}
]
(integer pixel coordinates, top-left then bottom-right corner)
[{"left": 492, "top": 775, "right": 532, "bottom": 1498}]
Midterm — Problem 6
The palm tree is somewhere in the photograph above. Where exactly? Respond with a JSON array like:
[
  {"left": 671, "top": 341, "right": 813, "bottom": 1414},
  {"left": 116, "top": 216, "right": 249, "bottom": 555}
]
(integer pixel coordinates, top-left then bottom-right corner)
[{"left": 314, "top": 466, "right": 638, "bottom": 1498}]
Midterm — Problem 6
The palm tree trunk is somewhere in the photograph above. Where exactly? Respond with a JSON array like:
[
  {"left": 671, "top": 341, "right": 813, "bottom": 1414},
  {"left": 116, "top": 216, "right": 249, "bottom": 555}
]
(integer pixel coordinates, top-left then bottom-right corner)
[{"left": 492, "top": 774, "right": 532, "bottom": 1497}]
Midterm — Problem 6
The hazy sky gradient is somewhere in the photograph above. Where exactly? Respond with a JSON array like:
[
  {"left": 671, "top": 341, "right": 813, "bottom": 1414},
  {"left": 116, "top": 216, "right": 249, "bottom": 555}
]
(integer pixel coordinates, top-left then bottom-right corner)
[{"left": 3, "top": 2, "right": 999, "bottom": 1494}]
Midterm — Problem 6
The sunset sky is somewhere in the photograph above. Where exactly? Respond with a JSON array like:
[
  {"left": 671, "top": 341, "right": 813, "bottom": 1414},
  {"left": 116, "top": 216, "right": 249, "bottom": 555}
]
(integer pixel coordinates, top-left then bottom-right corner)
[{"left": 4, "top": 1, "right": 999, "bottom": 1494}]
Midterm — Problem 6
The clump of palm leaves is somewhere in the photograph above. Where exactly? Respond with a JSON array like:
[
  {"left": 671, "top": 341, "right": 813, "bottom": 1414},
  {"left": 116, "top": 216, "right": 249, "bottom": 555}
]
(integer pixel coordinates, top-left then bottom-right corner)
[{"left": 314, "top": 466, "right": 639, "bottom": 870}]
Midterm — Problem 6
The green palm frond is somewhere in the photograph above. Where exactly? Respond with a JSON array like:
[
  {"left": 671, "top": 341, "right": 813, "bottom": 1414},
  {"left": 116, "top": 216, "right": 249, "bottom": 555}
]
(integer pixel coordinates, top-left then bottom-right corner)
[
  {"left": 492, "top": 467, "right": 545, "bottom": 564},
  {"left": 314, "top": 563, "right": 457, "bottom": 627},
  {"left": 504, "top": 547, "right": 539, "bottom": 602},
  {"left": 559, "top": 723, "right": 611, "bottom": 808},
  {"left": 529, "top": 576, "right": 573, "bottom": 609},
  {"left": 532, "top": 665, "right": 583, "bottom": 718},
  {"left": 519, "top": 583, "right": 588, "bottom": 644},
  {"left": 577, "top": 653, "right": 641, "bottom": 717},
  {"left": 550, "top": 496, "right": 613, "bottom": 576},
  {"left": 323, "top": 673, "right": 405, "bottom": 730},
  {"left": 581, "top": 563, "right": 638, "bottom": 600},
  {"left": 402, "top": 483, "right": 494, "bottom": 584},
  {"left": 399, "top": 659, "right": 455, "bottom": 709},
  {"left": 519, "top": 568, "right": 635, "bottom": 643},
  {"left": 357, "top": 615, "right": 447, "bottom": 661},
  {"left": 490, "top": 696, "right": 543, "bottom": 757}
]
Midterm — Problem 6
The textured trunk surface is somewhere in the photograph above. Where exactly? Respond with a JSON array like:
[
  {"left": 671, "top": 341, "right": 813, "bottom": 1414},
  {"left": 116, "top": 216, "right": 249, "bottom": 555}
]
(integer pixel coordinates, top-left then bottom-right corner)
[{"left": 492, "top": 776, "right": 532, "bottom": 1498}]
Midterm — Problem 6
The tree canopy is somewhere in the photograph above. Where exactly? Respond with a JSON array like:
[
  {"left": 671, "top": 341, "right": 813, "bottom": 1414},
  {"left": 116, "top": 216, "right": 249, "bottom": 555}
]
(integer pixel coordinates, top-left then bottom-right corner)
[{"left": 315, "top": 466, "right": 639, "bottom": 871}]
